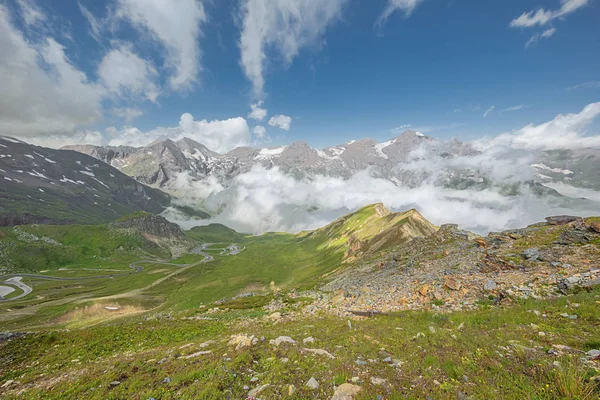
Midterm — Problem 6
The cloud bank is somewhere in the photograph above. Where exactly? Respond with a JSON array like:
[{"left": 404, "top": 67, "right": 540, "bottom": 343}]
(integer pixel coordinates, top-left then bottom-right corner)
[{"left": 167, "top": 102, "right": 600, "bottom": 236}]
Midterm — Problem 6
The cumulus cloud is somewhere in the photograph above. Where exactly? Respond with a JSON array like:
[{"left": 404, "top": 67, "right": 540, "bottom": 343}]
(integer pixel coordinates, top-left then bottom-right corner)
[
  {"left": 268, "top": 114, "right": 292, "bottom": 130},
  {"left": 0, "top": 5, "right": 105, "bottom": 137},
  {"left": 115, "top": 0, "right": 206, "bottom": 91},
  {"left": 483, "top": 106, "right": 495, "bottom": 118},
  {"left": 525, "top": 27, "right": 556, "bottom": 48},
  {"left": 107, "top": 113, "right": 251, "bottom": 153},
  {"left": 510, "top": 0, "right": 588, "bottom": 28},
  {"left": 248, "top": 101, "right": 268, "bottom": 120},
  {"left": 113, "top": 107, "right": 144, "bottom": 123},
  {"left": 478, "top": 102, "right": 600, "bottom": 151},
  {"left": 375, "top": 0, "right": 425, "bottom": 28},
  {"left": 98, "top": 44, "right": 159, "bottom": 102},
  {"left": 238, "top": 0, "right": 347, "bottom": 98},
  {"left": 174, "top": 159, "right": 597, "bottom": 235},
  {"left": 164, "top": 101, "right": 600, "bottom": 236},
  {"left": 253, "top": 125, "right": 267, "bottom": 138}
]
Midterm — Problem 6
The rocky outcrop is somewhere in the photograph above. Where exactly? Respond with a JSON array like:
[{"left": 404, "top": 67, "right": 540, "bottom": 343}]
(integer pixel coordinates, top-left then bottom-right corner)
[
  {"left": 111, "top": 215, "right": 185, "bottom": 239},
  {"left": 317, "top": 215, "right": 600, "bottom": 315}
]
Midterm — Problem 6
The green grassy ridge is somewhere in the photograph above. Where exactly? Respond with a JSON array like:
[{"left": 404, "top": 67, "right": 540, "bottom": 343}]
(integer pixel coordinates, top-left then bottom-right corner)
[
  {"left": 1, "top": 290, "right": 598, "bottom": 399},
  {"left": 186, "top": 223, "right": 248, "bottom": 243},
  {"left": 0, "top": 223, "right": 170, "bottom": 273},
  {"left": 0, "top": 205, "right": 439, "bottom": 329}
]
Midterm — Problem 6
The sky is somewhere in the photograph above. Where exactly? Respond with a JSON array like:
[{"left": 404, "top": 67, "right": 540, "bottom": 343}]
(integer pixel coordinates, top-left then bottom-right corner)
[{"left": 0, "top": 0, "right": 599, "bottom": 153}]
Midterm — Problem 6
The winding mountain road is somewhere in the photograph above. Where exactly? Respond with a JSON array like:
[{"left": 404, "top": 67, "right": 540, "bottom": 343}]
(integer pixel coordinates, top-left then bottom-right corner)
[{"left": 0, "top": 244, "right": 215, "bottom": 302}]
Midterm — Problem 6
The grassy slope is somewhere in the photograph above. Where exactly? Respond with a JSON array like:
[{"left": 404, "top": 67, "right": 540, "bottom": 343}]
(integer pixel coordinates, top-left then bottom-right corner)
[
  {"left": 167, "top": 204, "right": 435, "bottom": 309},
  {"left": 0, "top": 204, "right": 434, "bottom": 329},
  {"left": 0, "top": 290, "right": 598, "bottom": 399},
  {"left": 0, "top": 224, "right": 169, "bottom": 273}
]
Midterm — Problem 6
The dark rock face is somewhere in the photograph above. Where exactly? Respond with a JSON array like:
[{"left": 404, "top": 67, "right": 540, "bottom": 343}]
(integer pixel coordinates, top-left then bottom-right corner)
[
  {"left": 546, "top": 215, "right": 583, "bottom": 225},
  {"left": 0, "top": 136, "right": 171, "bottom": 225},
  {"left": 111, "top": 215, "right": 184, "bottom": 238}
]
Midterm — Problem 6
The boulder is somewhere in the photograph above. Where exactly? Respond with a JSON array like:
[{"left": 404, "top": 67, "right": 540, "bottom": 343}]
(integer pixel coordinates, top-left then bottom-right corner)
[
  {"left": 331, "top": 383, "right": 362, "bottom": 400},
  {"left": 269, "top": 336, "right": 296, "bottom": 346},
  {"left": 444, "top": 277, "right": 461, "bottom": 291}
]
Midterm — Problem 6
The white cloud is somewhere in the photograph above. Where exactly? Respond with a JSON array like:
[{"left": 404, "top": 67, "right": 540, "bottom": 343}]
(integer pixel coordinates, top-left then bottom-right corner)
[
  {"left": 113, "top": 107, "right": 143, "bottom": 123},
  {"left": 525, "top": 27, "right": 556, "bottom": 48},
  {"left": 501, "top": 104, "right": 531, "bottom": 113},
  {"left": 16, "top": 0, "right": 45, "bottom": 26},
  {"left": 268, "top": 114, "right": 292, "bottom": 130},
  {"left": 479, "top": 102, "right": 600, "bottom": 151},
  {"left": 510, "top": 0, "right": 588, "bottom": 28},
  {"left": 115, "top": 0, "right": 206, "bottom": 91},
  {"left": 248, "top": 101, "right": 268, "bottom": 120},
  {"left": 568, "top": 81, "right": 600, "bottom": 91},
  {"left": 375, "top": 0, "right": 425, "bottom": 28},
  {"left": 253, "top": 125, "right": 267, "bottom": 138},
  {"left": 483, "top": 105, "right": 495, "bottom": 118},
  {"left": 23, "top": 131, "right": 105, "bottom": 149},
  {"left": 98, "top": 44, "right": 159, "bottom": 102},
  {"left": 390, "top": 124, "right": 411, "bottom": 133},
  {"left": 79, "top": 4, "right": 103, "bottom": 42},
  {"left": 107, "top": 113, "right": 251, "bottom": 153},
  {"left": 0, "top": 5, "right": 105, "bottom": 137},
  {"left": 238, "top": 0, "right": 347, "bottom": 98}
]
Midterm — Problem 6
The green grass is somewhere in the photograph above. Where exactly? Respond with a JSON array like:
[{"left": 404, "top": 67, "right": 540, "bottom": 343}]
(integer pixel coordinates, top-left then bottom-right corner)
[{"left": 1, "top": 290, "right": 598, "bottom": 399}]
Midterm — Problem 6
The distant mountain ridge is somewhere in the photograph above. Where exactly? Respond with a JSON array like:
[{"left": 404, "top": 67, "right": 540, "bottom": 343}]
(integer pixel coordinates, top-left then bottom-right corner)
[
  {"left": 63, "top": 130, "right": 475, "bottom": 188},
  {"left": 63, "top": 130, "right": 600, "bottom": 203}
]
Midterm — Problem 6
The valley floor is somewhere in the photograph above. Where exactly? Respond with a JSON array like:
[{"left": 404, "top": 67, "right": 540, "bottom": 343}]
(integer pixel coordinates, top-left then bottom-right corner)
[{"left": 1, "top": 289, "right": 599, "bottom": 399}]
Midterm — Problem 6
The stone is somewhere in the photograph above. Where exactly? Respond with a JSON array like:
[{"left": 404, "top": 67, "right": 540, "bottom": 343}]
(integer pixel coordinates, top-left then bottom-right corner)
[
  {"left": 303, "top": 336, "right": 315, "bottom": 344},
  {"left": 484, "top": 280, "right": 497, "bottom": 291},
  {"left": 1, "top": 380, "right": 15, "bottom": 388},
  {"left": 429, "top": 326, "right": 436, "bottom": 334},
  {"left": 355, "top": 359, "right": 368, "bottom": 366},
  {"left": 457, "top": 391, "right": 469, "bottom": 400},
  {"left": 250, "top": 377, "right": 259, "bottom": 382},
  {"left": 444, "top": 277, "right": 461, "bottom": 291},
  {"left": 288, "top": 384, "right": 296, "bottom": 396},
  {"left": 546, "top": 215, "right": 581, "bottom": 225},
  {"left": 419, "top": 284, "right": 430, "bottom": 296},
  {"left": 586, "top": 349, "right": 600, "bottom": 358},
  {"left": 162, "top": 377, "right": 170, "bottom": 384},
  {"left": 383, "top": 356, "right": 393, "bottom": 363},
  {"left": 370, "top": 376, "right": 387, "bottom": 385},
  {"left": 177, "top": 350, "right": 212, "bottom": 360},
  {"left": 331, "top": 383, "right": 362, "bottom": 400},
  {"left": 270, "top": 336, "right": 296, "bottom": 346},
  {"left": 303, "top": 348, "right": 336, "bottom": 359},
  {"left": 228, "top": 334, "right": 256, "bottom": 351},
  {"left": 248, "top": 384, "right": 270, "bottom": 397},
  {"left": 522, "top": 248, "right": 540, "bottom": 261},
  {"left": 306, "top": 377, "right": 319, "bottom": 389},
  {"left": 109, "top": 381, "right": 121, "bottom": 388},
  {"left": 268, "top": 312, "right": 282, "bottom": 321},
  {"left": 582, "top": 278, "right": 600, "bottom": 289}
]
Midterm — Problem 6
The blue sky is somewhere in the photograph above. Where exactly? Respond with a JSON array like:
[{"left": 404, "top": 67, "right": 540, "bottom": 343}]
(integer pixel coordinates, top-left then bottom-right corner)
[{"left": 1, "top": 0, "right": 599, "bottom": 151}]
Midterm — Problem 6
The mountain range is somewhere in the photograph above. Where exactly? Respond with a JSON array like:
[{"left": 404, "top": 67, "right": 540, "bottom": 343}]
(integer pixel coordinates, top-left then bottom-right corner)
[{"left": 64, "top": 130, "right": 600, "bottom": 213}]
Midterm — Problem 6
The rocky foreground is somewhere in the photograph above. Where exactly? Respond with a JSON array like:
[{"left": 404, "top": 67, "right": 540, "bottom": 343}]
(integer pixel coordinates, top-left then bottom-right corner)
[{"left": 295, "top": 215, "right": 600, "bottom": 317}]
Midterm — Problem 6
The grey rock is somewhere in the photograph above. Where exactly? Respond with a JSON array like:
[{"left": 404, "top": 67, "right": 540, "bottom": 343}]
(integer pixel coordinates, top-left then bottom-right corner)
[
  {"left": 484, "top": 280, "right": 497, "bottom": 291},
  {"left": 306, "top": 377, "right": 319, "bottom": 389},
  {"left": 522, "top": 248, "right": 540, "bottom": 261}
]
